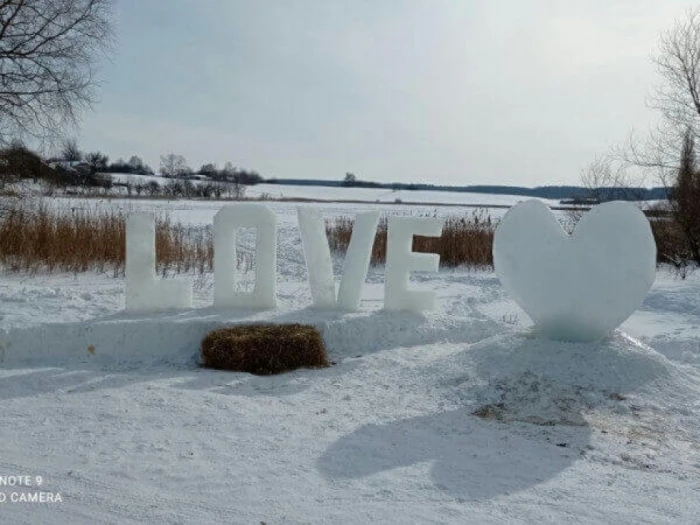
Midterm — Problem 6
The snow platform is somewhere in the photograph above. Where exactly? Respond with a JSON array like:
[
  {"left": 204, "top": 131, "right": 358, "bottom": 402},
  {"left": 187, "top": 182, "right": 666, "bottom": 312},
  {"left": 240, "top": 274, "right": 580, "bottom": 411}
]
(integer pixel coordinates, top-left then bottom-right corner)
[{"left": 0, "top": 306, "right": 498, "bottom": 369}]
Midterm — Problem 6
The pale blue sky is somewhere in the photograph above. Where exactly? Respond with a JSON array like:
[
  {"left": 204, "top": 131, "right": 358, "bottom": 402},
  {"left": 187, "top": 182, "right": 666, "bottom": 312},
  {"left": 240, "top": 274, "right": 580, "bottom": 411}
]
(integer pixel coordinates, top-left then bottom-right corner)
[{"left": 76, "top": 0, "right": 698, "bottom": 186}]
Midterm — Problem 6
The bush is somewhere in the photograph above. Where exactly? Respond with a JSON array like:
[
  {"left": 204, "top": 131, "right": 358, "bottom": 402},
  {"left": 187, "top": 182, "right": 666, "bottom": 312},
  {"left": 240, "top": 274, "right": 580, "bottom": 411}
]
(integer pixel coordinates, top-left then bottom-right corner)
[
  {"left": 0, "top": 142, "right": 59, "bottom": 184},
  {"left": 667, "top": 130, "right": 700, "bottom": 269},
  {"left": 650, "top": 215, "right": 695, "bottom": 276},
  {"left": 201, "top": 324, "right": 329, "bottom": 375}
]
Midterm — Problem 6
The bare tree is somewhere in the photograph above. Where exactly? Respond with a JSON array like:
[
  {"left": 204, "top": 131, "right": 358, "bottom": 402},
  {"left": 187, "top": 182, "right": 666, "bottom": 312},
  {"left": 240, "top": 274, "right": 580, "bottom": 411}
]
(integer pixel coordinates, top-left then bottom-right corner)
[
  {"left": 0, "top": 0, "right": 114, "bottom": 144},
  {"left": 159, "top": 153, "right": 190, "bottom": 178},
  {"left": 569, "top": 152, "right": 649, "bottom": 229},
  {"left": 60, "top": 137, "right": 81, "bottom": 161},
  {"left": 198, "top": 162, "right": 217, "bottom": 177},
  {"left": 629, "top": 9, "right": 700, "bottom": 276},
  {"left": 343, "top": 172, "right": 357, "bottom": 186},
  {"left": 652, "top": 10, "right": 700, "bottom": 138},
  {"left": 84, "top": 150, "right": 107, "bottom": 171},
  {"left": 580, "top": 154, "right": 634, "bottom": 201},
  {"left": 612, "top": 7, "right": 700, "bottom": 188},
  {"left": 569, "top": 155, "right": 625, "bottom": 227},
  {"left": 145, "top": 179, "right": 160, "bottom": 196},
  {"left": 128, "top": 155, "right": 144, "bottom": 172}
]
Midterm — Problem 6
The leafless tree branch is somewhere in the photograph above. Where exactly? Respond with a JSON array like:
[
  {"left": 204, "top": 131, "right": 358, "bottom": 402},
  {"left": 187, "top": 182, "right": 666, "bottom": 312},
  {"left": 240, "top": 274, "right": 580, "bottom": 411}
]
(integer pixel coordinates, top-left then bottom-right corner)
[{"left": 0, "top": 0, "right": 113, "bottom": 145}]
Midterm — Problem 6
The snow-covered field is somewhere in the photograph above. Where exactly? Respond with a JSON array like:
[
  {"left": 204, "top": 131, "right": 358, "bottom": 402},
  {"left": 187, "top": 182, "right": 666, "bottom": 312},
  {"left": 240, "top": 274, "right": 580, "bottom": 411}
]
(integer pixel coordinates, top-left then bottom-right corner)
[
  {"left": 0, "top": 197, "right": 698, "bottom": 524},
  {"left": 107, "top": 176, "right": 564, "bottom": 208},
  {"left": 55, "top": 194, "right": 556, "bottom": 226},
  {"left": 245, "top": 183, "right": 564, "bottom": 207}
]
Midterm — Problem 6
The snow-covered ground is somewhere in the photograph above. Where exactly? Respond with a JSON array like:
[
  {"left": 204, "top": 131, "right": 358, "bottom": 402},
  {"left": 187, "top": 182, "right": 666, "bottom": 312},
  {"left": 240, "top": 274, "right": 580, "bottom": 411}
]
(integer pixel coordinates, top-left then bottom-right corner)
[
  {"left": 49, "top": 194, "right": 554, "bottom": 225},
  {"left": 106, "top": 175, "right": 564, "bottom": 208},
  {"left": 245, "top": 183, "right": 565, "bottom": 207},
  {"left": 0, "top": 198, "right": 698, "bottom": 523},
  {"left": 105, "top": 173, "right": 164, "bottom": 187}
]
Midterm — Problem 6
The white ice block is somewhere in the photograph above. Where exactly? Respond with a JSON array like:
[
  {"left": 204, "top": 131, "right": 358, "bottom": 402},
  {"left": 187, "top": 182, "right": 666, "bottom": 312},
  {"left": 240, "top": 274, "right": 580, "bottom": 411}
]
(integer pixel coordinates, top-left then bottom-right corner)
[
  {"left": 384, "top": 216, "right": 443, "bottom": 312},
  {"left": 298, "top": 208, "right": 380, "bottom": 311},
  {"left": 298, "top": 208, "right": 336, "bottom": 308},
  {"left": 213, "top": 203, "right": 277, "bottom": 309},
  {"left": 125, "top": 212, "right": 192, "bottom": 312},
  {"left": 336, "top": 211, "right": 380, "bottom": 311},
  {"left": 493, "top": 199, "right": 656, "bottom": 341}
]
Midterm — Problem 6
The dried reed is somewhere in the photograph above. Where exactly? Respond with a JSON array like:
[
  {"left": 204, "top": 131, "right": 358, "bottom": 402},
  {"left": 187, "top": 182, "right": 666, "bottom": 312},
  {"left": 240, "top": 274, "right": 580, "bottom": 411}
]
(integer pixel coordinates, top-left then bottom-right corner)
[
  {"left": 0, "top": 201, "right": 213, "bottom": 275},
  {"left": 325, "top": 211, "right": 495, "bottom": 269}
]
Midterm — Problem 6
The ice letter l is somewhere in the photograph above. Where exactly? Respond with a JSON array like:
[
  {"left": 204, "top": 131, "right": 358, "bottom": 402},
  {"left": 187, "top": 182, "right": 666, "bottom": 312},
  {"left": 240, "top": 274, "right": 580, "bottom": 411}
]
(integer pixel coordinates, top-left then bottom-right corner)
[{"left": 125, "top": 212, "right": 192, "bottom": 312}]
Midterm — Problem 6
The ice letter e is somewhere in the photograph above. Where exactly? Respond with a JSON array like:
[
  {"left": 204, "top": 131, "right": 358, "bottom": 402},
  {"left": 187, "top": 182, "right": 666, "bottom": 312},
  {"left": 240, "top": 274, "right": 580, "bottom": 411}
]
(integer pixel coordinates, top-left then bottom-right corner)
[
  {"left": 125, "top": 212, "right": 192, "bottom": 312},
  {"left": 297, "top": 208, "right": 380, "bottom": 311},
  {"left": 493, "top": 200, "right": 656, "bottom": 342},
  {"left": 214, "top": 203, "right": 277, "bottom": 309},
  {"left": 384, "top": 216, "right": 443, "bottom": 312}
]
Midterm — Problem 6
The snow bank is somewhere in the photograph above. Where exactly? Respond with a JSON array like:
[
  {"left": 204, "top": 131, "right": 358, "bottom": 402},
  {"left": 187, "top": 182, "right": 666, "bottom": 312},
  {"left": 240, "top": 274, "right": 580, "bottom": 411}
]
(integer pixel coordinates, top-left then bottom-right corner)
[
  {"left": 0, "top": 306, "right": 498, "bottom": 368},
  {"left": 450, "top": 332, "right": 676, "bottom": 424}
]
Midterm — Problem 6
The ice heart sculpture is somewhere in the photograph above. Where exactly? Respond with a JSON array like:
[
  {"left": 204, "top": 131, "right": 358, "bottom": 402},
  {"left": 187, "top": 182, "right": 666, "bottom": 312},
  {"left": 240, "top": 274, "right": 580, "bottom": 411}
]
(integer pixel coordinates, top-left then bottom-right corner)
[{"left": 493, "top": 200, "right": 656, "bottom": 342}]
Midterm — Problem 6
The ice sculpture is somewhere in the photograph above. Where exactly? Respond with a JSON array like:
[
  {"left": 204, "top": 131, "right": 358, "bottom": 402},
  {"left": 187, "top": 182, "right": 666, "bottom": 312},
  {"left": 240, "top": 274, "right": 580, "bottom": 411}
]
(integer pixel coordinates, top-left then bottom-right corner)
[
  {"left": 213, "top": 203, "right": 277, "bottom": 309},
  {"left": 384, "top": 216, "right": 443, "bottom": 312},
  {"left": 493, "top": 200, "right": 656, "bottom": 341},
  {"left": 297, "top": 208, "right": 380, "bottom": 311},
  {"left": 125, "top": 212, "right": 192, "bottom": 312}
]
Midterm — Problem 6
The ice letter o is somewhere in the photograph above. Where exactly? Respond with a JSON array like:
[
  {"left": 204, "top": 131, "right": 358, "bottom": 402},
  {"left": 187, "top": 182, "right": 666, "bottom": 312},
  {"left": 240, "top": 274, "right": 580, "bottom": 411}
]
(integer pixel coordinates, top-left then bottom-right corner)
[
  {"left": 125, "top": 212, "right": 192, "bottom": 312},
  {"left": 384, "top": 216, "right": 442, "bottom": 312},
  {"left": 214, "top": 203, "right": 277, "bottom": 309},
  {"left": 297, "top": 208, "right": 380, "bottom": 311}
]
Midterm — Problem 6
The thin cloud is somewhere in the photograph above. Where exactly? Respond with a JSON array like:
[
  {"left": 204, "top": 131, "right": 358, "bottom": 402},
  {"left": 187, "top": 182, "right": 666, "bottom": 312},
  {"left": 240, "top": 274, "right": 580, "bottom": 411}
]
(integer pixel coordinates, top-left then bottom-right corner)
[{"left": 78, "top": 0, "right": 698, "bottom": 186}]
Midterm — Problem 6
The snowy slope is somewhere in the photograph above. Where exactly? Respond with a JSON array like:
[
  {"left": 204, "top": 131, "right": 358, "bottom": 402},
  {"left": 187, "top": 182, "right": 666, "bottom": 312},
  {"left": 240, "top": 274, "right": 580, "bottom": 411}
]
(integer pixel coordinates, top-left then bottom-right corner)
[
  {"left": 0, "top": 203, "right": 698, "bottom": 523},
  {"left": 107, "top": 173, "right": 164, "bottom": 186}
]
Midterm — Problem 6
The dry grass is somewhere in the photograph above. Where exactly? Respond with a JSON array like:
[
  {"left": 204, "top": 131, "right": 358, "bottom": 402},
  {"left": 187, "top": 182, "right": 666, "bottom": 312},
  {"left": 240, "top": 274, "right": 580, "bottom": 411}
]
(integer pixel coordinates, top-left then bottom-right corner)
[
  {"left": 327, "top": 209, "right": 682, "bottom": 273},
  {"left": 201, "top": 324, "right": 329, "bottom": 375},
  {"left": 0, "top": 201, "right": 680, "bottom": 277},
  {"left": 0, "top": 201, "right": 214, "bottom": 275},
  {"left": 472, "top": 403, "right": 507, "bottom": 420},
  {"left": 326, "top": 211, "right": 495, "bottom": 269}
]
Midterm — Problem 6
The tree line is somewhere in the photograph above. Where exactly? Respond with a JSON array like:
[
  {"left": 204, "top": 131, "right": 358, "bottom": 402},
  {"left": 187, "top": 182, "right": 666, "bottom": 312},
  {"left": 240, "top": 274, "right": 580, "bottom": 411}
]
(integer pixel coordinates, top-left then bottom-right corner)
[{"left": 0, "top": 138, "right": 262, "bottom": 199}]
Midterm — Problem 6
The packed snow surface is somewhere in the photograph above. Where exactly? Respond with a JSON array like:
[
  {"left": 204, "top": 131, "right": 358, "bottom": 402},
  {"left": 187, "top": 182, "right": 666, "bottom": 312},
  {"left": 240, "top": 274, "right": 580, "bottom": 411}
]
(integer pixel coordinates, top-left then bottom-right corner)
[
  {"left": 0, "top": 197, "right": 698, "bottom": 524},
  {"left": 494, "top": 200, "right": 657, "bottom": 341}
]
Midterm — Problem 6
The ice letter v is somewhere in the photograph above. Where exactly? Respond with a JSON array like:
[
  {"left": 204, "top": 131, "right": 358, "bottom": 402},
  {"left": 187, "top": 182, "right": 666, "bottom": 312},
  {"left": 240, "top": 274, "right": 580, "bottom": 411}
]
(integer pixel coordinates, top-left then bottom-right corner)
[{"left": 297, "top": 208, "right": 380, "bottom": 311}]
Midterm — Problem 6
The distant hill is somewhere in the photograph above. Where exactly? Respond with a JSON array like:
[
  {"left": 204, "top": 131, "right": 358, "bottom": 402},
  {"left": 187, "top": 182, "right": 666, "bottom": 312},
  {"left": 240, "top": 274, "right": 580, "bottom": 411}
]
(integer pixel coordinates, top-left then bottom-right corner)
[{"left": 264, "top": 178, "right": 668, "bottom": 202}]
